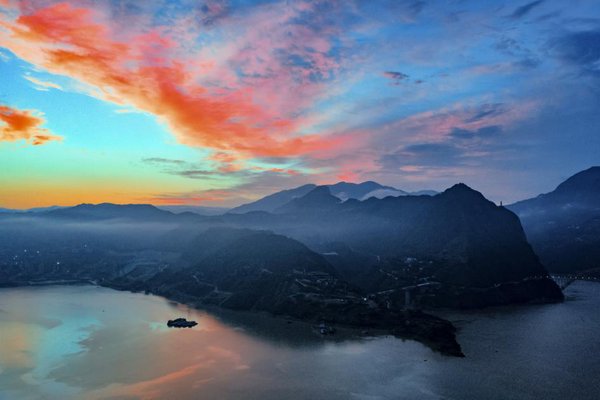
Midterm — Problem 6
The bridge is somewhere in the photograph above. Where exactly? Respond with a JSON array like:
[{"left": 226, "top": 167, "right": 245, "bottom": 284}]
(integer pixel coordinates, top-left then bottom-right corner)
[
  {"left": 550, "top": 274, "right": 599, "bottom": 290},
  {"left": 519, "top": 274, "right": 599, "bottom": 290}
]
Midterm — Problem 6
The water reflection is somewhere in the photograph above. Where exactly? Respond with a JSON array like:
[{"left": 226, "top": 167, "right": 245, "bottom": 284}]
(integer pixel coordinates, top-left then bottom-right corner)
[{"left": 1, "top": 283, "right": 600, "bottom": 399}]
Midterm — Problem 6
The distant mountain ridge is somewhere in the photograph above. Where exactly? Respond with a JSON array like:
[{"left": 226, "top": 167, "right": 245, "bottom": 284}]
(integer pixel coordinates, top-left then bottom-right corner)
[
  {"left": 508, "top": 166, "right": 600, "bottom": 274},
  {"left": 228, "top": 181, "right": 437, "bottom": 214},
  {"left": 156, "top": 205, "right": 229, "bottom": 216},
  {"left": 228, "top": 184, "right": 318, "bottom": 214},
  {"left": 42, "top": 203, "right": 179, "bottom": 221},
  {"left": 0, "top": 182, "right": 436, "bottom": 216},
  {"left": 326, "top": 181, "right": 407, "bottom": 201},
  {"left": 0, "top": 206, "right": 65, "bottom": 213}
]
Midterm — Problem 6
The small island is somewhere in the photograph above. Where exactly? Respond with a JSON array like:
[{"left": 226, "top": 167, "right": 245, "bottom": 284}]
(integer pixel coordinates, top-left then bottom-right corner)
[{"left": 167, "top": 317, "right": 197, "bottom": 328}]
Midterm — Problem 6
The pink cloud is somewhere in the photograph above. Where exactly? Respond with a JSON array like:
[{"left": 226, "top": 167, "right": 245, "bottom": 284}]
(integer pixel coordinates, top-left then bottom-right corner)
[{"left": 0, "top": 1, "right": 345, "bottom": 161}]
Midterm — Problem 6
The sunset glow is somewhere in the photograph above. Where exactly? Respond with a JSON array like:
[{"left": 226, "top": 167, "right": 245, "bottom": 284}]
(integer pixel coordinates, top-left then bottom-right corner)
[{"left": 1, "top": 0, "right": 599, "bottom": 208}]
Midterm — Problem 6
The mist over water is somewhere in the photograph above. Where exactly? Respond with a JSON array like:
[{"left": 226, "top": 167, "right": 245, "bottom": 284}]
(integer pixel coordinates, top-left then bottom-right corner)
[{"left": 1, "top": 282, "right": 599, "bottom": 400}]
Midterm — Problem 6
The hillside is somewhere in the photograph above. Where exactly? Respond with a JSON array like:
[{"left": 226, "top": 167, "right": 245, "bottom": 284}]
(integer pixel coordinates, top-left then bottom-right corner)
[{"left": 508, "top": 167, "right": 600, "bottom": 273}]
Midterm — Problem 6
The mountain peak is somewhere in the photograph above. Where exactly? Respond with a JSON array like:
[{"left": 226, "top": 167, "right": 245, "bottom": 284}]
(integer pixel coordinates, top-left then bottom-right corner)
[
  {"left": 275, "top": 185, "right": 341, "bottom": 213},
  {"left": 440, "top": 183, "right": 487, "bottom": 202},
  {"left": 296, "top": 185, "right": 341, "bottom": 204},
  {"left": 228, "top": 184, "right": 317, "bottom": 214},
  {"left": 444, "top": 183, "right": 476, "bottom": 194}
]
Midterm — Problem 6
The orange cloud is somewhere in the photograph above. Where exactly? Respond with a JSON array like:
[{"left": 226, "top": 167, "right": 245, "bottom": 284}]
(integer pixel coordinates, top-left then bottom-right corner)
[
  {"left": 267, "top": 167, "right": 300, "bottom": 176},
  {"left": 0, "top": 104, "right": 61, "bottom": 145},
  {"left": 0, "top": 2, "right": 342, "bottom": 159}
]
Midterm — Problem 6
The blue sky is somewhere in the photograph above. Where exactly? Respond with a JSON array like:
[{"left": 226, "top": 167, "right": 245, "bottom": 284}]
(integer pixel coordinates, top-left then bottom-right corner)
[{"left": 0, "top": 0, "right": 599, "bottom": 208}]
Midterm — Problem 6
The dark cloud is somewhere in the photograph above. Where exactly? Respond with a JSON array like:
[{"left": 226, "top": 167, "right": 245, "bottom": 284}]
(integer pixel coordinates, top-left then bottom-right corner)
[
  {"left": 141, "top": 156, "right": 303, "bottom": 183},
  {"left": 464, "top": 103, "right": 508, "bottom": 123},
  {"left": 142, "top": 157, "right": 186, "bottom": 165},
  {"left": 509, "top": 0, "right": 545, "bottom": 19},
  {"left": 380, "top": 143, "right": 464, "bottom": 169},
  {"left": 495, "top": 37, "right": 521, "bottom": 53},
  {"left": 142, "top": 157, "right": 222, "bottom": 180},
  {"left": 359, "top": 1, "right": 427, "bottom": 23},
  {"left": 199, "top": 0, "right": 230, "bottom": 26},
  {"left": 407, "top": 1, "right": 426, "bottom": 18},
  {"left": 379, "top": 122, "right": 510, "bottom": 171},
  {"left": 536, "top": 11, "right": 561, "bottom": 22},
  {"left": 172, "top": 170, "right": 220, "bottom": 179},
  {"left": 450, "top": 125, "right": 502, "bottom": 140},
  {"left": 516, "top": 57, "right": 541, "bottom": 68},
  {"left": 383, "top": 71, "right": 410, "bottom": 85},
  {"left": 495, "top": 37, "right": 540, "bottom": 69},
  {"left": 405, "top": 143, "right": 458, "bottom": 154},
  {"left": 478, "top": 125, "right": 503, "bottom": 136},
  {"left": 550, "top": 29, "right": 600, "bottom": 78}
]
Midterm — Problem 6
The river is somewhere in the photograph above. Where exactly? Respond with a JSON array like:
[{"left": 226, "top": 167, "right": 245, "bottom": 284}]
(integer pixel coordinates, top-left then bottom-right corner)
[{"left": 1, "top": 282, "right": 599, "bottom": 399}]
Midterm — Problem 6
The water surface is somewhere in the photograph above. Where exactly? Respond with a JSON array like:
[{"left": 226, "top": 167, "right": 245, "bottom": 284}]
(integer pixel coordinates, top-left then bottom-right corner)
[{"left": 1, "top": 282, "right": 599, "bottom": 399}]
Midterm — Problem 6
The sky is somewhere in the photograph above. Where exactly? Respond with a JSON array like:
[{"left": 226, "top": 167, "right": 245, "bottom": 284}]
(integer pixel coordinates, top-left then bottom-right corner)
[{"left": 1, "top": 0, "right": 599, "bottom": 209}]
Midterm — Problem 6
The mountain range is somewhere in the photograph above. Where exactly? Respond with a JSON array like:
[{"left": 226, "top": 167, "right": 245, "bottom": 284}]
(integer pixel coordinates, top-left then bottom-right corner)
[
  {"left": 228, "top": 181, "right": 437, "bottom": 214},
  {"left": 223, "top": 183, "right": 563, "bottom": 307},
  {"left": 4, "top": 168, "right": 597, "bottom": 283},
  {"left": 0, "top": 179, "right": 566, "bottom": 308},
  {"left": 11, "top": 170, "right": 600, "bottom": 355}
]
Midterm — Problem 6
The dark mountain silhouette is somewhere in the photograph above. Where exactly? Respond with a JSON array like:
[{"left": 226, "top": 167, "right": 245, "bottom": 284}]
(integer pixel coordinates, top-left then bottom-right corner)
[
  {"left": 0, "top": 182, "right": 562, "bottom": 308},
  {"left": 223, "top": 183, "right": 563, "bottom": 307},
  {"left": 42, "top": 203, "right": 180, "bottom": 221},
  {"left": 508, "top": 166, "right": 600, "bottom": 273},
  {"left": 110, "top": 226, "right": 463, "bottom": 355},
  {"left": 128, "top": 227, "right": 338, "bottom": 311}
]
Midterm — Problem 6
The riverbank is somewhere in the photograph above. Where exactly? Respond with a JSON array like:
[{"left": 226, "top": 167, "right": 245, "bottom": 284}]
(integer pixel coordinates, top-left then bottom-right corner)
[{"left": 102, "top": 281, "right": 464, "bottom": 357}]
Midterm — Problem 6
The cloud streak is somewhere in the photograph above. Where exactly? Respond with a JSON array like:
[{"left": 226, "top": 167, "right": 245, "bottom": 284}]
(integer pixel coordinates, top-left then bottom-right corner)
[
  {"left": 509, "top": 0, "right": 545, "bottom": 19},
  {"left": 23, "top": 74, "right": 63, "bottom": 91}
]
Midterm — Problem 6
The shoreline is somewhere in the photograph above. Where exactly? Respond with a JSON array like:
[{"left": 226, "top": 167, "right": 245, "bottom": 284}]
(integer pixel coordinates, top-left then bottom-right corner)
[{"left": 0, "top": 280, "right": 464, "bottom": 357}]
